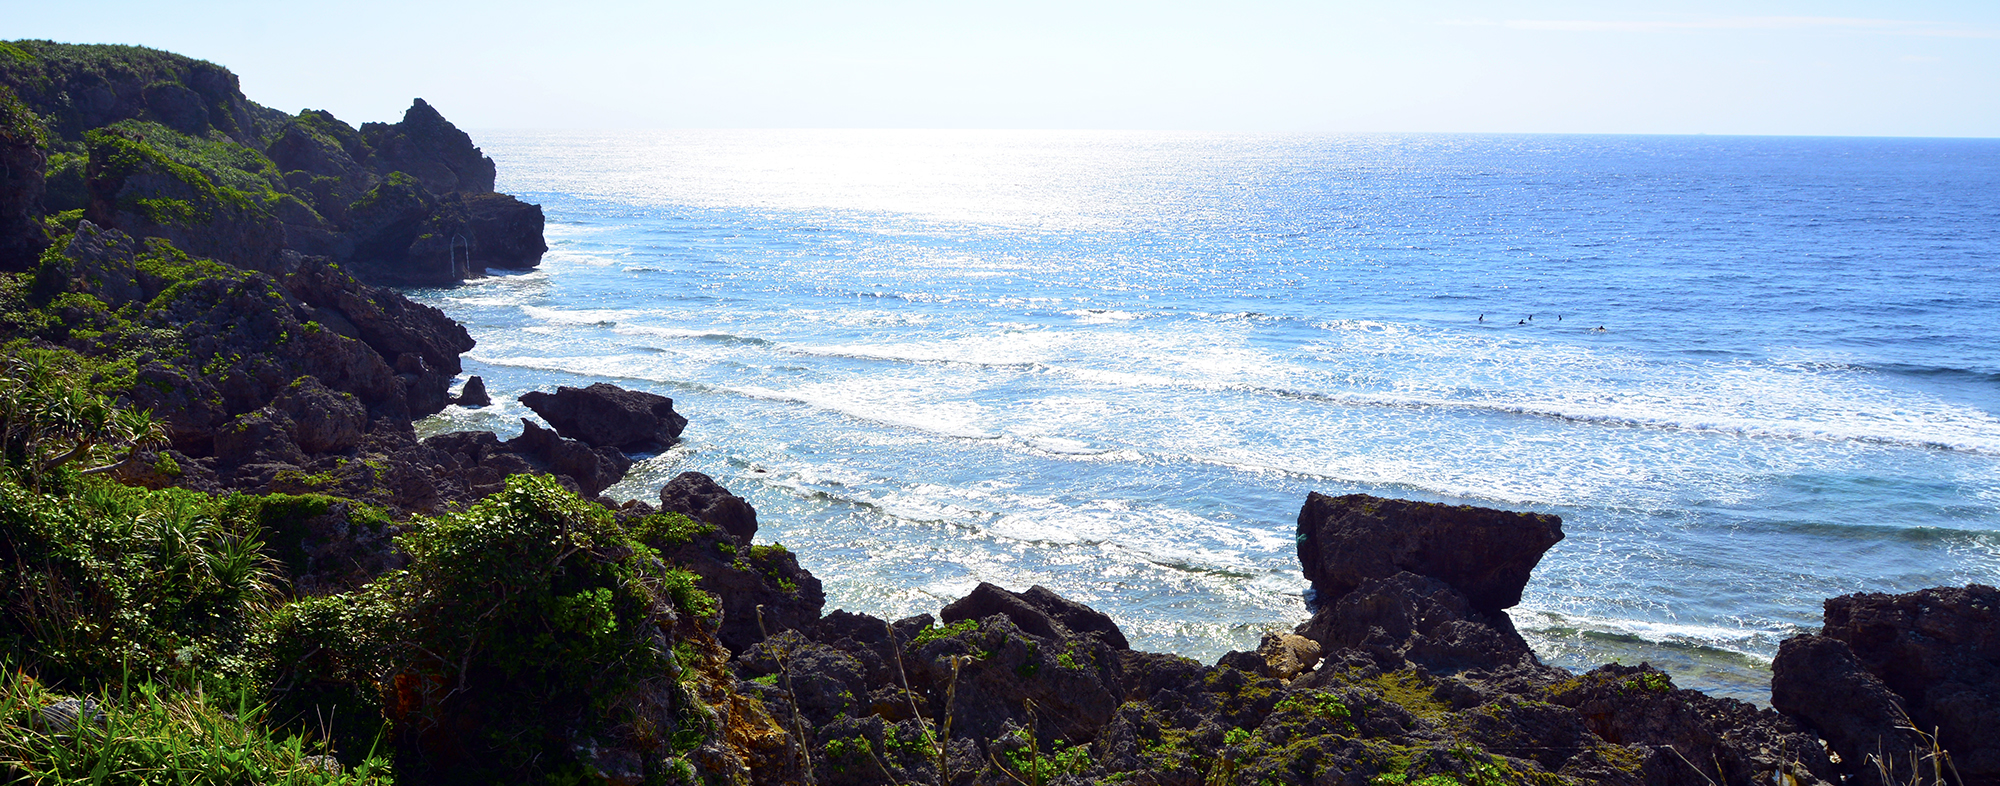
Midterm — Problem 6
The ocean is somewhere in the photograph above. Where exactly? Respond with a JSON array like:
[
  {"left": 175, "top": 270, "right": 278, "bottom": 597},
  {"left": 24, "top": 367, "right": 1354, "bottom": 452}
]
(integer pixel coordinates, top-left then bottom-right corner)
[{"left": 409, "top": 130, "right": 2000, "bottom": 704}]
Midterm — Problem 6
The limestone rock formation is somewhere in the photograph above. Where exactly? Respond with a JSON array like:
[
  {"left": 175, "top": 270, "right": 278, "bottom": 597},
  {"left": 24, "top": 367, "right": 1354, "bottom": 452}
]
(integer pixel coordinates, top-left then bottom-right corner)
[
  {"left": 1773, "top": 584, "right": 2000, "bottom": 786},
  {"left": 657, "top": 471, "right": 759, "bottom": 544},
  {"left": 0, "top": 42, "right": 545, "bottom": 286},
  {"left": 1297, "top": 492, "right": 1564, "bottom": 614},
  {"left": 520, "top": 382, "right": 688, "bottom": 453},
  {"left": 941, "top": 582, "right": 1132, "bottom": 650}
]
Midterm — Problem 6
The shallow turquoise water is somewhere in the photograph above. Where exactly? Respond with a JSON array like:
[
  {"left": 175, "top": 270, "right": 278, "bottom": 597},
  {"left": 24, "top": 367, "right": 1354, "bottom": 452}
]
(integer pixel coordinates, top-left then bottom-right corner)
[{"left": 413, "top": 131, "right": 2000, "bottom": 703}]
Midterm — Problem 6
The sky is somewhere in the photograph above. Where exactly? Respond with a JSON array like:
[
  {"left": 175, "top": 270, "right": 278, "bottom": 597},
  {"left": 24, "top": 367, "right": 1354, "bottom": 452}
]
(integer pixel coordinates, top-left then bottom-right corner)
[{"left": 4, "top": 0, "right": 1997, "bottom": 136}]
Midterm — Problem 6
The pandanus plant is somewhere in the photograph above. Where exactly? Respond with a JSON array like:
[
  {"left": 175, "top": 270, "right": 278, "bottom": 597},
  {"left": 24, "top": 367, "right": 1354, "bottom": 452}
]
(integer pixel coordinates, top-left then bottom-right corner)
[{"left": 0, "top": 353, "right": 168, "bottom": 489}]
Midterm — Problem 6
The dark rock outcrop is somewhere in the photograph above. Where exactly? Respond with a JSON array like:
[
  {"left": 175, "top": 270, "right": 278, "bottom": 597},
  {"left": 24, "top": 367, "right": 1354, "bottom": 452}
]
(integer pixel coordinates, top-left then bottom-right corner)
[
  {"left": 1291, "top": 494, "right": 1559, "bottom": 675},
  {"left": 633, "top": 472, "right": 825, "bottom": 654},
  {"left": 1772, "top": 635, "right": 1922, "bottom": 786},
  {"left": 940, "top": 582, "right": 1131, "bottom": 650},
  {"left": 423, "top": 421, "right": 630, "bottom": 500},
  {"left": 521, "top": 382, "right": 688, "bottom": 453},
  {"left": 1773, "top": 585, "right": 2000, "bottom": 786},
  {"left": 657, "top": 471, "right": 758, "bottom": 544},
  {"left": 359, "top": 98, "right": 495, "bottom": 196},
  {"left": 453, "top": 375, "right": 489, "bottom": 407},
  {"left": 1298, "top": 492, "right": 1563, "bottom": 614},
  {"left": 1551, "top": 663, "right": 1838, "bottom": 786},
  {"left": 462, "top": 192, "right": 545, "bottom": 270},
  {"left": 1297, "top": 571, "right": 1543, "bottom": 674}
]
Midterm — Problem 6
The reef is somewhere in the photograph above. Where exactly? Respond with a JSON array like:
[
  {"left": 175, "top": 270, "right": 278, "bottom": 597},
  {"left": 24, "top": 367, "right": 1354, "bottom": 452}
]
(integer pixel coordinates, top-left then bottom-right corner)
[{"left": 0, "top": 40, "right": 1991, "bottom": 786}]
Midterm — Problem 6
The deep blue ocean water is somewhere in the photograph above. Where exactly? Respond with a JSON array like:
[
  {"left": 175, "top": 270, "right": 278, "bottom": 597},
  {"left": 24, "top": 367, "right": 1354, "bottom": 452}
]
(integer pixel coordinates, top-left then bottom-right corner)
[{"left": 410, "top": 131, "right": 2000, "bottom": 703}]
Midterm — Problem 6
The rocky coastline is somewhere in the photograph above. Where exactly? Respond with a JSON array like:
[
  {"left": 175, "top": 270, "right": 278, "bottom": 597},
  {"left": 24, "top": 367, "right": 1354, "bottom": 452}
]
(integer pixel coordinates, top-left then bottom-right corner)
[{"left": 1, "top": 41, "right": 1993, "bottom": 786}]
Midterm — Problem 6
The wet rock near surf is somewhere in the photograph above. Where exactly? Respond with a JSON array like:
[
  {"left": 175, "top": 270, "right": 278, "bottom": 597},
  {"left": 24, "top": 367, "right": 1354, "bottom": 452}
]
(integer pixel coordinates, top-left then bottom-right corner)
[
  {"left": 657, "top": 470, "right": 759, "bottom": 544},
  {"left": 1772, "top": 584, "right": 2000, "bottom": 786},
  {"left": 520, "top": 381, "right": 688, "bottom": 454},
  {"left": 1298, "top": 492, "right": 1564, "bottom": 614},
  {"left": 452, "top": 374, "right": 489, "bottom": 407}
]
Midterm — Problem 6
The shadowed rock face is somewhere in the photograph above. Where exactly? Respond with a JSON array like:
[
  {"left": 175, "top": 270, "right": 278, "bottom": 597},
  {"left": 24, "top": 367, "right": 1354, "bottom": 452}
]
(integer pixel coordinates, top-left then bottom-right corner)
[
  {"left": 1773, "top": 584, "right": 2000, "bottom": 786},
  {"left": 941, "top": 582, "right": 1131, "bottom": 650},
  {"left": 1291, "top": 493, "right": 1562, "bottom": 676},
  {"left": 658, "top": 471, "right": 758, "bottom": 544},
  {"left": 520, "top": 382, "right": 688, "bottom": 453},
  {"left": 1297, "top": 492, "right": 1564, "bottom": 614},
  {"left": 1772, "top": 635, "right": 1921, "bottom": 786},
  {"left": 1297, "top": 571, "right": 1543, "bottom": 673}
]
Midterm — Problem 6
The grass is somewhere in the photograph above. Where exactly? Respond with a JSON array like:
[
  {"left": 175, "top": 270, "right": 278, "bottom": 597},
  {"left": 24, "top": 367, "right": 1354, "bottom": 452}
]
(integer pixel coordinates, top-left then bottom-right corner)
[{"left": 0, "top": 667, "right": 390, "bottom": 785}]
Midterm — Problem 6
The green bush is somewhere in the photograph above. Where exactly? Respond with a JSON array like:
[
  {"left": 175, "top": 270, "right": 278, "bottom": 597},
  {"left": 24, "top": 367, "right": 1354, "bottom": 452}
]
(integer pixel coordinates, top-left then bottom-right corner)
[
  {"left": 0, "top": 473, "right": 280, "bottom": 687},
  {"left": 268, "top": 473, "right": 716, "bottom": 783}
]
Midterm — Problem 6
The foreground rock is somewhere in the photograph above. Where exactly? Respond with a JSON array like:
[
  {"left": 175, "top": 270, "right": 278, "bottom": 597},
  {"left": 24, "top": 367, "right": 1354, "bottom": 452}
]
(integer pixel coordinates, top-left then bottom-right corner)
[
  {"left": 1773, "top": 584, "right": 1999, "bottom": 786},
  {"left": 521, "top": 382, "right": 688, "bottom": 453}
]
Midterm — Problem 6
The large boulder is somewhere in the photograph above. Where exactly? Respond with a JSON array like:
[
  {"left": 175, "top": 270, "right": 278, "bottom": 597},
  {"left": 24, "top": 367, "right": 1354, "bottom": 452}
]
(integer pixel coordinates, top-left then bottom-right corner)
[
  {"left": 1297, "top": 493, "right": 1562, "bottom": 614},
  {"left": 520, "top": 382, "right": 688, "bottom": 453},
  {"left": 1773, "top": 585, "right": 2000, "bottom": 786}
]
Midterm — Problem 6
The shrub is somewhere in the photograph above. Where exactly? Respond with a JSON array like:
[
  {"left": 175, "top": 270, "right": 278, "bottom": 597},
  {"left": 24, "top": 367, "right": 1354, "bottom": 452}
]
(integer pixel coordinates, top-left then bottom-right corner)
[{"left": 267, "top": 474, "right": 715, "bottom": 783}]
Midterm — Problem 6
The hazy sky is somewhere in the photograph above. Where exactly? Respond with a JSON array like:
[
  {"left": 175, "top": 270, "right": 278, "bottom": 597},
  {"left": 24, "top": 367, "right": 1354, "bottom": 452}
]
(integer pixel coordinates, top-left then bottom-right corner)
[{"left": 7, "top": 0, "right": 1997, "bottom": 136}]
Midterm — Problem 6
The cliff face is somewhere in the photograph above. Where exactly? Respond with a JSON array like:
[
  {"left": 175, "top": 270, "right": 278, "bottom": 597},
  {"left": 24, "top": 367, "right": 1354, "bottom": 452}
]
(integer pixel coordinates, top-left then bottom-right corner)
[{"left": 0, "top": 40, "right": 543, "bottom": 283}]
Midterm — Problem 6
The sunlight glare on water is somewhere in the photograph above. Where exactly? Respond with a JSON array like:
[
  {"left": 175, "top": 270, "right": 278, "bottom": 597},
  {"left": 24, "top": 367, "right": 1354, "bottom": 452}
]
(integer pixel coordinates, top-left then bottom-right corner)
[{"left": 414, "top": 130, "right": 2000, "bottom": 704}]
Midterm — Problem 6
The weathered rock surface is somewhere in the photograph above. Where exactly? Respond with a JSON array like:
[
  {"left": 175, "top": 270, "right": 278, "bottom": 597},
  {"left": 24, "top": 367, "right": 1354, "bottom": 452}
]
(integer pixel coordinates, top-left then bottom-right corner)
[
  {"left": 359, "top": 98, "right": 495, "bottom": 196},
  {"left": 1257, "top": 631, "right": 1324, "bottom": 680},
  {"left": 626, "top": 472, "right": 825, "bottom": 654},
  {"left": 1773, "top": 584, "right": 2000, "bottom": 786},
  {"left": 1772, "top": 634, "right": 1922, "bottom": 786},
  {"left": 520, "top": 382, "right": 688, "bottom": 453},
  {"left": 423, "top": 421, "right": 630, "bottom": 500},
  {"left": 1551, "top": 663, "right": 1838, "bottom": 786},
  {"left": 452, "top": 374, "right": 489, "bottom": 407},
  {"left": 1298, "top": 492, "right": 1563, "bottom": 613},
  {"left": 941, "top": 582, "right": 1131, "bottom": 650},
  {"left": 1298, "top": 570, "right": 1543, "bottom": 674},
  {"left": 657, "top": 471, "right": 759, "bottom": 544},
  {"left": 462, "top": 192, "right": 545, "bottom": 270}
]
